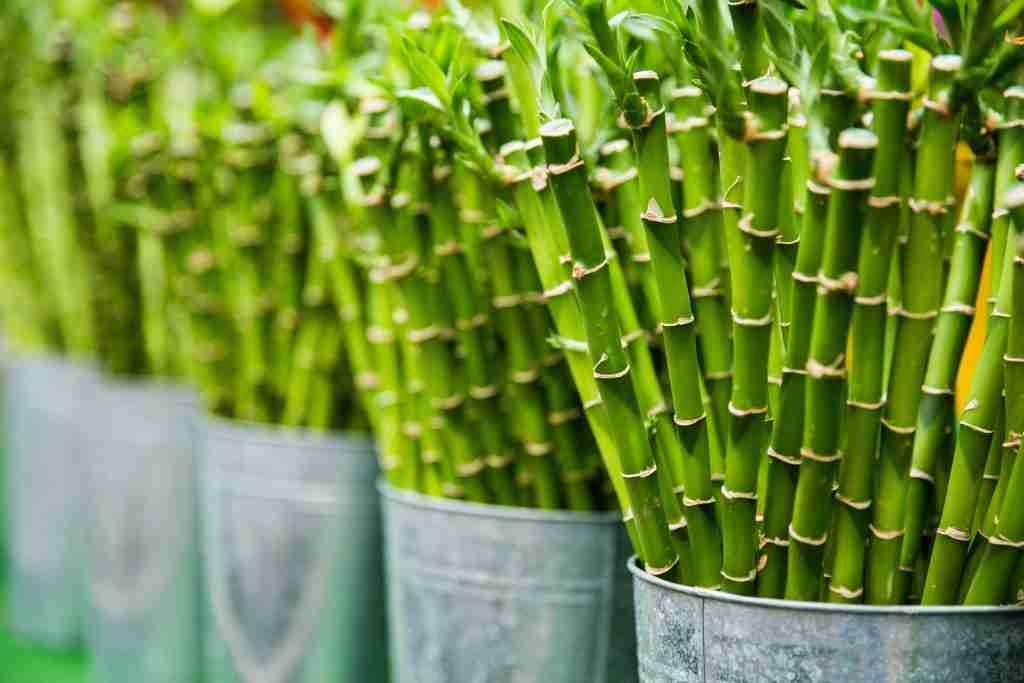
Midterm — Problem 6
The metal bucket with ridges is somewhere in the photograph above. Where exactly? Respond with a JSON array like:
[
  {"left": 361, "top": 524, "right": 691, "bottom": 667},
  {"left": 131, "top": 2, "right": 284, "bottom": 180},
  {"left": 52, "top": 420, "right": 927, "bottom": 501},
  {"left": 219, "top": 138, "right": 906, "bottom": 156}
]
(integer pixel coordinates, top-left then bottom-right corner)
[
  {"left": 381, "top": 483, "right": 636, "bottom": 683},
  {"left": 5, "top": 357, "right": 95, "bottom": 648},
  {"left": 81, "top": 379, "right": 200, "bottom": 683},
  {"left": 631, "top": 558, "right": 1024, "bottom": 682},
  {"left": 199, "top": 416, "right": 387, "bottom": 683}
]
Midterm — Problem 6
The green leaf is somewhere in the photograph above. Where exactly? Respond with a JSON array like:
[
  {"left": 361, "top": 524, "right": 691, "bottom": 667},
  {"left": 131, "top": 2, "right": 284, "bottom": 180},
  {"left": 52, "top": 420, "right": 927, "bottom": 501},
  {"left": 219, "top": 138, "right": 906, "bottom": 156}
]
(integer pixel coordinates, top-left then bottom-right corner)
[
  {"left": 838, "top": 6, "right": 941, "bottom": 54},
  {"left": 582, "top": 41, "right": 627, "bottom": 99},
  {"left": 996, "top": 0, "right": 1024, "bottom": 28},
  {"left": 400, "top": 36, "right": 451, "bottom": 109},
  {"left": 396, "top": 87, "right": 447, "bottom": 124}
]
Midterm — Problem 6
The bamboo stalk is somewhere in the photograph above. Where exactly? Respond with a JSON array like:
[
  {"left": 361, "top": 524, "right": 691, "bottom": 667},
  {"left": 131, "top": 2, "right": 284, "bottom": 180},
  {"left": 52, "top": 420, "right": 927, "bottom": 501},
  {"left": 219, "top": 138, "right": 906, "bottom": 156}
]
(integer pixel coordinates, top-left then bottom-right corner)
[
  {"left": 786, "top": 128, "right": 877, "bottom": 601},
  {"left": 541, "top": 118, "right": 680, "bottom": 579},
  {"left": 869, "top": 55, "right": 962, "bottom": 605}
]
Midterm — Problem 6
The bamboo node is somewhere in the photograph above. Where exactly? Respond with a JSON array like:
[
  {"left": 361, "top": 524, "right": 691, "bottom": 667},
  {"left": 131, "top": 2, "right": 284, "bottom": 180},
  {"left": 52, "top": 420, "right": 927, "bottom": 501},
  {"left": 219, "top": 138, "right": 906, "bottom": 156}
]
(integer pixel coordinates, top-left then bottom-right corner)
[
  {"left": 828, "top": 584, "right": 865, "bottom": 600},
  {"left": 645, "top": 556, "right": 680, "bottom": 577},
  {"left": 706, "top": 370, "right": 734, "bottom": 381},
  {"left": 807, "top": 356, "right": 847, "bottom": 379},
  {"left": 512, "top": 368, "right": 540, "bottom": 384},
  {"left": 622, "top": 462, "right": 658, "bottom": 479},
  {"left": 691, "top": 277, "right": 722, "bottom": 298},
  {"left": 776, "top": 236, "right": 800, "bottom": 246},
  {"left": 791, "top": 270, "right": 819, "bottom": 284},
  {"left": 631, "top": 252, "right": 652, "bottom": 263},
  {"left": 455, "top": 459, "right": 485, "bottom": 477},
  {"left": 867, "top": 194, "right": 902, "bottom": 209},
  {"left": 543, "top": 280, "right": 574, "bottom": 299},
  {"left": 547, "top": 145, "right": 584, "bottom": 176},
  {"left": 548, "top": 407, "right": 581, "bottom": 425},
  {"left": 469, "top": 384, "right": 499, "bottom": 400},
  {"left": 941, "top": 302, "right": 976, "bottom": 316},
  {"left": 721, "top": 485, "right": 757, "bottom": 500},
  {"left": 594, "top": 166, "right": 638, "bottom": 192},
  {"left": 800, "top": 447, "right": 842, "bottom": 463},
  {"left": 401, "top": 421, "right": 422, "bottom": 438},
  {"left": 920, "top": 384, "right": 954, "bottom": 396},
  {"left": 835, "top": 493, "right": 872, "bottom": 510},
  {"left": 847, "top": 396, "right": 885, "bottom": 410},
  {"left": 720, "top": 568, "right": 757, "bottom": 584},
  {"left": 868, "top": 524, "right": 904, "bottom": 541},
  {"left": 729, "top": 401, "right": 769, "bottom": 417},
  {"left": 366, "top": 326, "right": 395, "bottom": 345},
  {"left": 731, "top": 310, "right": 773, "bottom": 327},
  {"left": 959, "top": 419, "right": 994, "bottom": 436},
  {"left": 572, "top": 257, "right": 609, "bottom": 280},
  {"left": 854, "top": 293, "right": 886, "bottom": 306},
  {"left": 641, "top": 198, "right": 678, "bottom": 225},
  {"left": 990, "top": 535, "right": 1024, "bottom": 548},
  {"left": 768, "top": 375, "right": 782, "bottom": 386},
  {"left": 669, "top": 517, "right": 689, "bottom": 532},
  {"left": 662, "top": 314, "right": 696, "bottom": 328},
  {"left": 954, "top": 223, "right": 990, "bottom": 241},
  {"left": 761, "top": 535, "right": 790, "bottom": 547},
  {"left": 406, "top": 325, "right": 439, "bottom": 344},
  {"left": 492, "top": 293, "right": 524, "bottom": 309},
  {"left": 781, "top": 366, "right": 808, "bottom": 377},
  {"left": 827, "top": 176, "right": 876, "bottom": 192},
  {"left": 667, "top": 115, "right": 709, "bottom": 133},
  {"left": 485, "top": 454, "right": 514, "bottom": 469},
  {"left": 622, "top": 510, "right": 635, "bottom": 523},
  {"left": 433, "top": 393, "right": 466, "bottom": 411},
  {"left": 1004, "top": 353, "right": 1024, "bottom": 364},
  {"left": 909, "top": 467, "right": 935, "bottom": 484},
  {"left": 671, "top": 411, "right": 706, "bottom": 428},
  {"left": 908, "top": 197, "right": 949, "bottom": 215},
  {"left": 767, "top": 446, "right": 801, "bottom": 466},
  {"left": 374, "top": 391, "right": 399, "bottom": 409},
  {"left": 818, "top": 272, "right": 859, "bottom": 294},
  {"left": 936, "top": 526, "right": 971, "bottom": 543},
  {"left": 593, "top": 357, "right": 631, "bottom": 380},
  {"left": 621, "top": 329, "right": 647, "bottom": 348},
  {"left": 894, "top": 307, "right": 938, "bottom": 321},
  {"left": 456, "top": 313, "right": 489, "bottom": 331},
  {"left": 737, "top": 212, "right": 779, "bottom": 239},
  {"left": 683, "top": 199, "right": 716, "bottom": 219},
  {"left": 683, "top": 495, "right": 716, "bottom": 507},
  {"left": 583, "top": 396, "right": 603, "bottom": 410},
  {"left": 756, "top": 554, "right": 769, "bottom": 574},
  {"left": 880, "top": 418, "right": 915, "bottom": 435},
  {"left": 646, "top": 402, "right": 670, "bottom": 419},
  {"left": 789, "top": 525, "right": 829, "bottom": 546},
  {"left": 379, "top": 454, "right": 400, "bottom": 471},
  {"left": 993, "top": 207, "right": 1010, "bottom": 220},
  {"left": 525, "top": 441, "right": 554, "bottom": 456}
]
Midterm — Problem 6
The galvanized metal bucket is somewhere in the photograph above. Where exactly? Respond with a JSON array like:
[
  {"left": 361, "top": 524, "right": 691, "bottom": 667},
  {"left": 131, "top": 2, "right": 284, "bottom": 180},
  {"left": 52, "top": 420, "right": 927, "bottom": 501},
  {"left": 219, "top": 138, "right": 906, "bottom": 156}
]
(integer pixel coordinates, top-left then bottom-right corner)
[
  {"left": 80, "top": 379, "right": 200, "bottom": 683},
  {"left": 199, "top": 416, "right": 387, "bottom": 683},
  {"left": 381, "top": 484, "right": 637, "bottom": 683},
  {"left": 630, "top": 558, "right": 1024, "bottom": 682},
  {"left": 4, "top": 356, "right": 95, "bottom": 648}
]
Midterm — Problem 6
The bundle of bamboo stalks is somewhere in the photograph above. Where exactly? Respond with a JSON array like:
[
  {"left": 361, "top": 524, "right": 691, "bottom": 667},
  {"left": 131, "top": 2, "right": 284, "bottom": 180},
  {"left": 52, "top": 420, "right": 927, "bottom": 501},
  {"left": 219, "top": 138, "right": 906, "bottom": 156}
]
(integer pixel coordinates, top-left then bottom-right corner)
[{"left": 3, "top": 0, "right": 1024, "bottom": 608}]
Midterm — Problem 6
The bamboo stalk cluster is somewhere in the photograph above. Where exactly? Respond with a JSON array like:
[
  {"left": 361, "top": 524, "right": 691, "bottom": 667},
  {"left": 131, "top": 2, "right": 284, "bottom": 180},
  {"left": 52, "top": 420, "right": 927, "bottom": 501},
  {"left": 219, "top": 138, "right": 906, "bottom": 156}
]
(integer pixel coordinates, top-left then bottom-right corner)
[{"left": 4, "top": 0, "right": 1024, "bottom": 607}]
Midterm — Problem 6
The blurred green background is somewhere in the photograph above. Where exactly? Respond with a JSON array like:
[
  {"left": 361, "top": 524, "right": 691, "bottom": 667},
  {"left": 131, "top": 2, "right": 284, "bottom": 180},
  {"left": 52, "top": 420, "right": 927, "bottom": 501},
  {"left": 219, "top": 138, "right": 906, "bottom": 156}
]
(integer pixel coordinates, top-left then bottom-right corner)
[{"left": 0, "top": 588, "right": 90, "bottom": 683}]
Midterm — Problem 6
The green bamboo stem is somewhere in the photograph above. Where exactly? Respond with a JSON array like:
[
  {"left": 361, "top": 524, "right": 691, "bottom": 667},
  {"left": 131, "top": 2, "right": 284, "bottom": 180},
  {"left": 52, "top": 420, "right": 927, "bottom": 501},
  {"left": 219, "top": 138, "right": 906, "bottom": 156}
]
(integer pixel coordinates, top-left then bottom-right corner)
[
  {"left": 786, "top": 128, "right": 877, "bottom": 601},
  {"left": 828, "top": 51, "right": 915, "bottom": 604},
  {"left": 722, "top": 76, "right": 788, "bottom": 595},
  {"left": 541, "top": 118, "right": 679, "bottom": 579},
  {"left": 424, "top": 150, "right": 519, "bottom": 506},
  {"left": 900, "top": 149, "right": 997, "bottom": 573},
  {"left": 670, "top": 86, "right": 732, "bottom": 478},
  {"left": 501, "top": 139, "right": 637, "bottom": 544},
  {"left": 986, "top": 87, "right": 1024, "bottom": 309},
  {"left": 629, "top": 71, "right": 722, "bottom": 589},
  {"left": 963, "top": 189, "right": 1024, "bottom": 604},
  {"left": 354, "top": 154, "right": 489, "bottom": 502},
  {"left": 869, "top": 55, "right": 962, "bottom": 605},
  {"left": 757, "top": 163, "right": 832, "bottom": 598}
]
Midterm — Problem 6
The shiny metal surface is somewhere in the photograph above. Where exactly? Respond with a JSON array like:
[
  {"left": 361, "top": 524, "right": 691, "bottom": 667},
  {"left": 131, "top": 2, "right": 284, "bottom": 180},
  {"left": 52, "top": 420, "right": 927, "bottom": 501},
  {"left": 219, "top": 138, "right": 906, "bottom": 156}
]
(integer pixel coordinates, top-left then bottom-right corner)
[
  {"left": 631, "top": 557, "right": 1024, "bottom": 682},
  {"left": 5, "top": 357, "right": 95, "bottom": 649},
  {"left": 199, "top": 416, "right": 386, "bottom": 683},
  {"left": 81, "top": 379, "right": 200, "bottom": 683},
  {"left": 381, "top": 483, "right": 637, "bottom": 683}
]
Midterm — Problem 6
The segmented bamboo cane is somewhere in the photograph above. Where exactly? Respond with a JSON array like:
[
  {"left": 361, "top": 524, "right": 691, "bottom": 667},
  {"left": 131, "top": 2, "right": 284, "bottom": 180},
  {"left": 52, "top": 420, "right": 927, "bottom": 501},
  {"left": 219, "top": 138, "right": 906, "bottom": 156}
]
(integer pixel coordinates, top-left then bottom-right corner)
[
  {"left": 869, "top": 55, "right": 962, "bottom": 604},
  {"left": 987, "top": 88, "right": 1024, "bottom": 309},
  {"left": 829, "top": 51, "right": 915, "bottom": 604},
  {"left": 541, "top": 118, "right": 679, "bottom": 579},
  {"left": 963, "top": 188, "right": 1024, "bottom": 604},
  {"left": 786, "top": 128, "right": 877, "bottom": 601},
  {"left": 722, "top": 76, "right": 788, "bottom": 595},
  {"left": 900, "top": 150, "right": 997, "bottom": 572}
]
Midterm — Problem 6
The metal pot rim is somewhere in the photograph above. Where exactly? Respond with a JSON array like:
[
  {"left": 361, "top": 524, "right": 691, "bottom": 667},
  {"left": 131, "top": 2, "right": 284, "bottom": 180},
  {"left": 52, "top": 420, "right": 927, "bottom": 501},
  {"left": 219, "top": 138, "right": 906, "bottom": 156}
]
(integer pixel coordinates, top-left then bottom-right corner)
[
  {"left": 200, "top": 412, "right": 373, "bottom": 451},
  {"left": 628, "top": 556, "right": 1024, "bottom": 615},
  {"left": 95, "top": 376, "right": 197, "bottom": 403},
  {"left": 379, "top": 480, "right": 622, "bottom": 525},
  {"left": 4, "top": 353, "right": 97, "bottom": 375}
]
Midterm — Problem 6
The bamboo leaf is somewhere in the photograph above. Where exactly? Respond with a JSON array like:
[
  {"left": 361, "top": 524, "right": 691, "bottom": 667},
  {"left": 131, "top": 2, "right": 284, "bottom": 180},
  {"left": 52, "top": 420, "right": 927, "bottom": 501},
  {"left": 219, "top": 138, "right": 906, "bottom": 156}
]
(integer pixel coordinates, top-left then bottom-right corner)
[
  {"left": 396, "top": 87, "right": 446, "bottom": 124},
  {"left": 996, "top": 0, "right": 1024, "bottom": 28},
  {"left": 838, "top": 6, "right": 942, "bottom": 54},
  {"left": 400, "top": 36, "right": 451, "bottom": 110}
]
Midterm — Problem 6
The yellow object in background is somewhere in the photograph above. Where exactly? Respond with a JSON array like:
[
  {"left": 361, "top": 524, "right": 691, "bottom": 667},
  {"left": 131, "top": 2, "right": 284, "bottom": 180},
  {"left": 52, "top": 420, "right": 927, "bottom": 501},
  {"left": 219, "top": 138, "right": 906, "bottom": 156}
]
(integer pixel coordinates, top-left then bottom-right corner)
[{"left": 955, "top": 143, "right": 987, "bottom": 413}]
